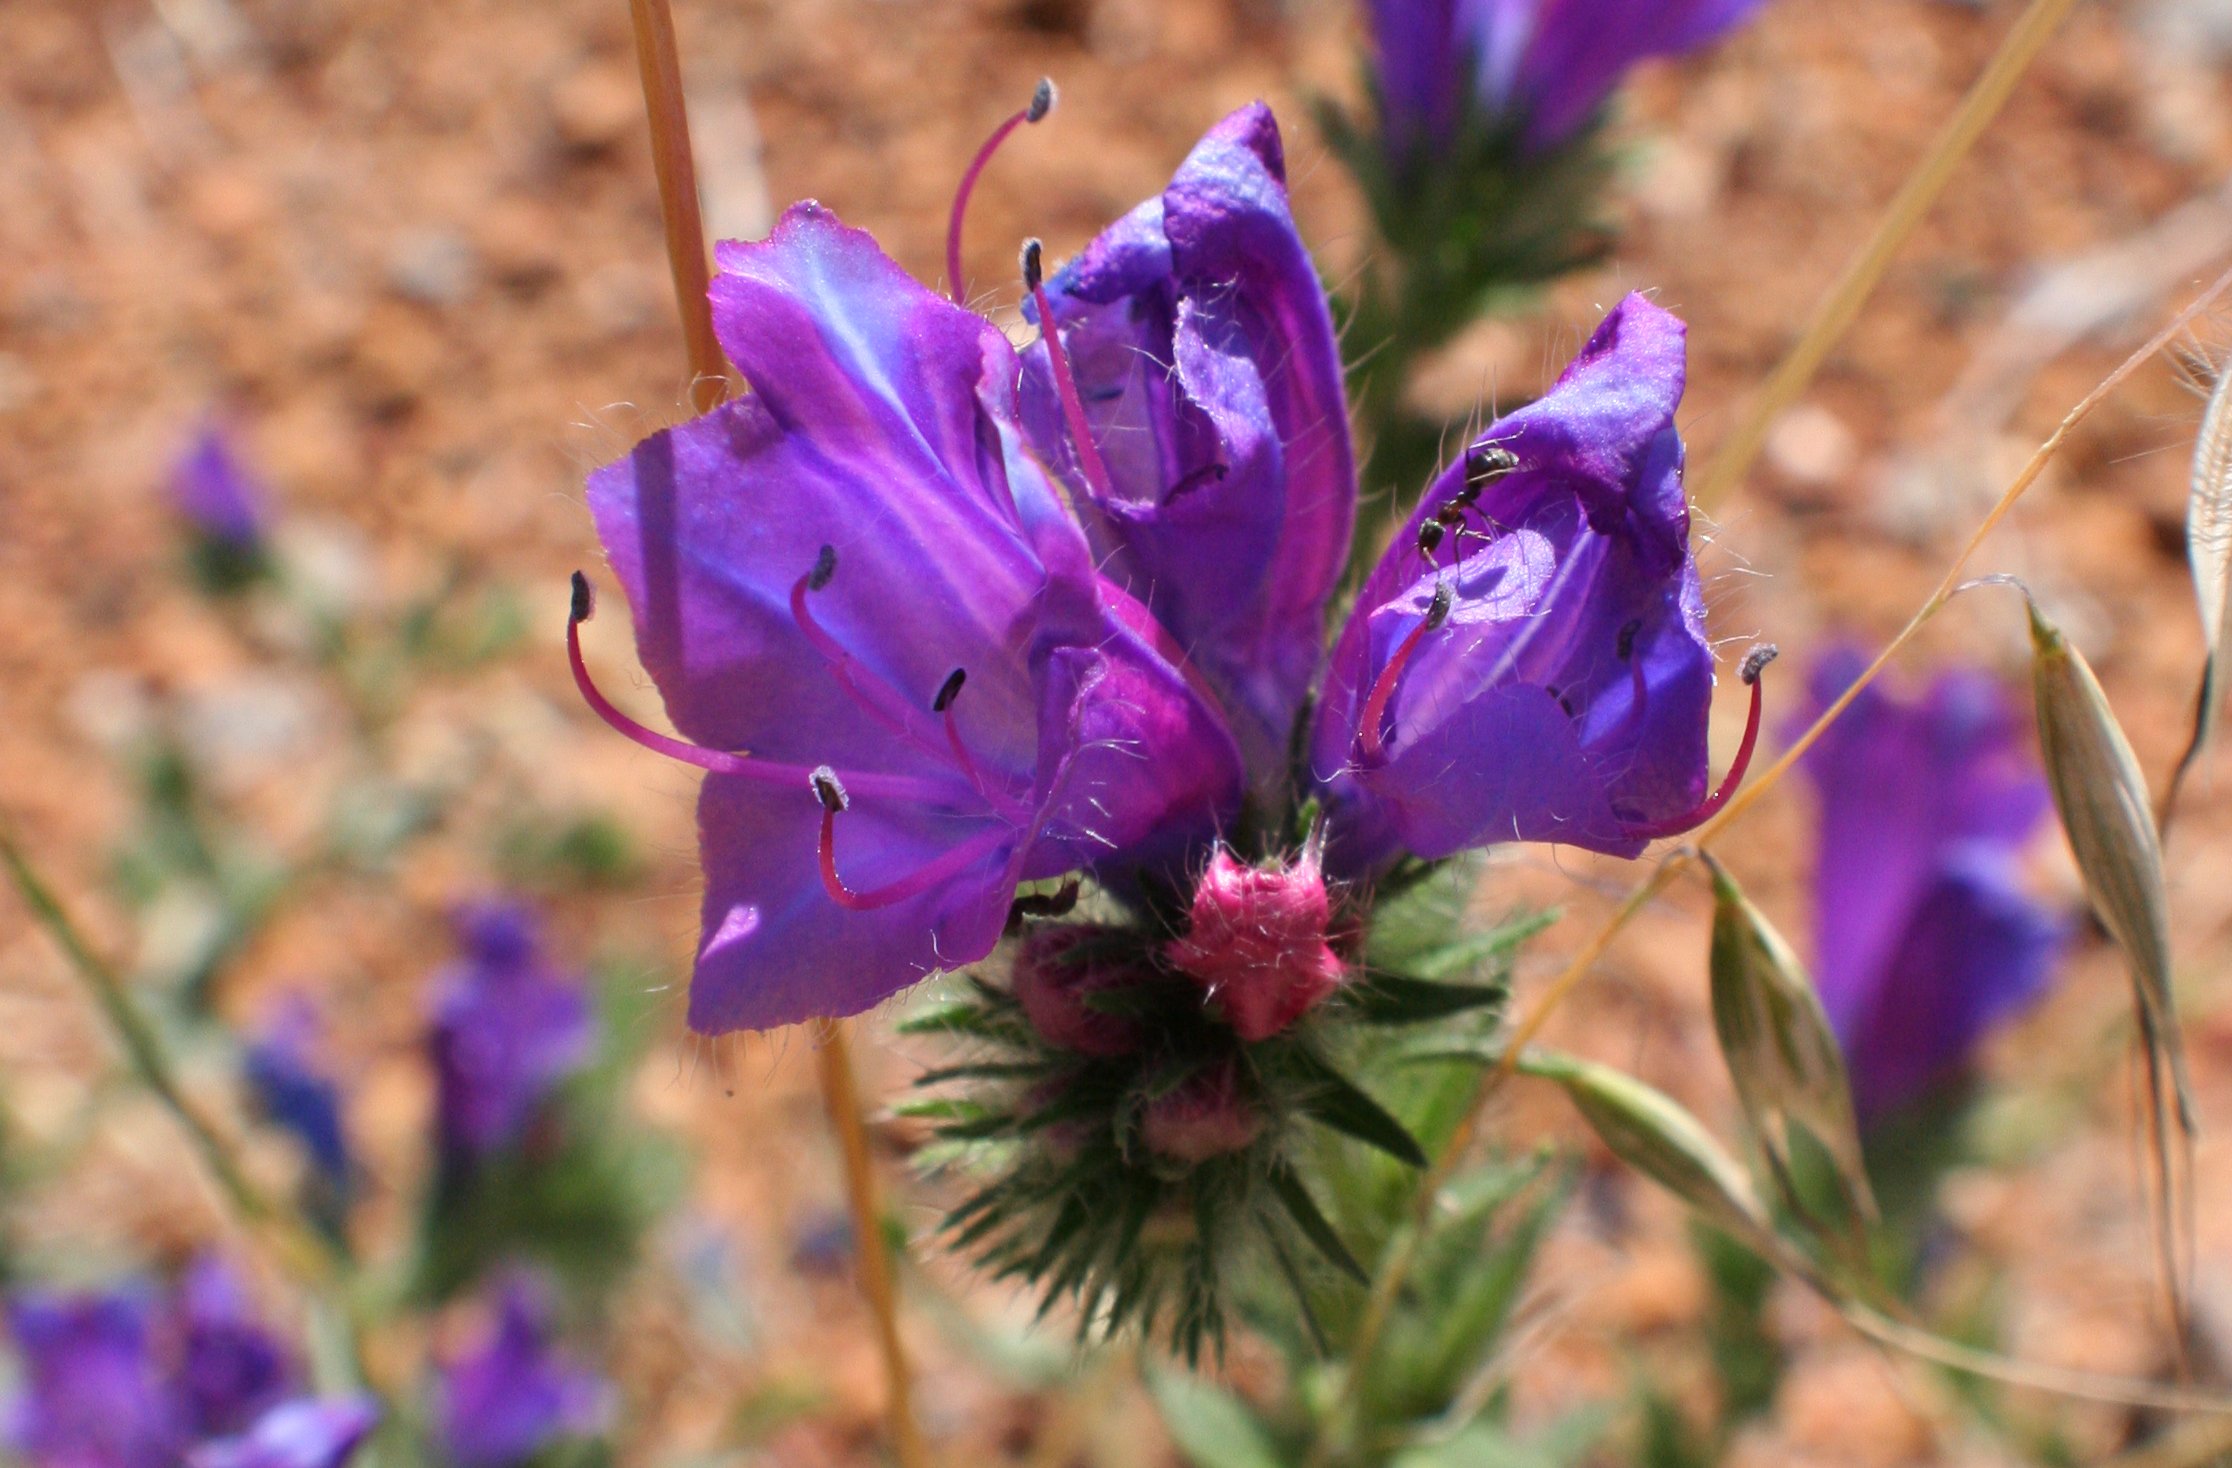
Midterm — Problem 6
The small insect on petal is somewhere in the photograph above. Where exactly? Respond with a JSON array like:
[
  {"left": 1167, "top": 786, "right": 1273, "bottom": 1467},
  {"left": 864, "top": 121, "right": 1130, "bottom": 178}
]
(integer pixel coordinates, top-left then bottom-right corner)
[
  {"left": 1518, "top": 1048, "right": 1775, "bottom": 1253},
  {"left": 2027, "top": 600, "right": 2195, "bottom": 1134},
  {"left": 1704, "top": 855, "right": 1877, "bottom": 1237}
]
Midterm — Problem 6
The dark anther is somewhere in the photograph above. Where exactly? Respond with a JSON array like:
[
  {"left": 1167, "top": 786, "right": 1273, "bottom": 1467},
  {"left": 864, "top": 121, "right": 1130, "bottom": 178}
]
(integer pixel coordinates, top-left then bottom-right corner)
[
  {"left": 810, "top": 765, "right": 849, "bottom": 814},
  {"left": 1424, "top": 579, "right": 1455, "bottom": 632},
  {"left": 1005, "top": 877, "right": 1081, "bottom": 932},
  {"left": 1168, "top": 461, "right": 1228, "bottom": 500},
  {"left": 1021, "top": 238, "right": 1044, "bottom": 293},
  {"left": 1416, "top": 519, "right": 1446, "bottom": 557},
  {"left": 933, "top": 667, "right": 968, "bottom": 713},
  {"left": 809, "top": 544, "right": 837, "bottom": 592},
  {"left": 1740, "top": 642, "right": 1780, "bottom": 685},
  {"left": 1465, "top": 442, "right": 1520, "bottom": 492},
  {"left": 569, "top": 570, "right": 595, "bottom": 625},
  {"left": 1616, "top": 618, "right": 1642, "bottom": 661},
  {"left": 1026, "top": 78, "right": 1056, "bottom": 123}
]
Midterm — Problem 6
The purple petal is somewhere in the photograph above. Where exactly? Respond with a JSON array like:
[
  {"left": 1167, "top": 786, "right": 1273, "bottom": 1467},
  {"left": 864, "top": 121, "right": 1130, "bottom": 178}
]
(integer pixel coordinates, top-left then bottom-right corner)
[
  {"left": 244, "top": 998, "right": 350, "bottom": 1191},
  {"left": 1369, "top": 0, "right": 1467, "bottom": 153},
  {"left": 1313, "top": 294, "right": 1711, "bottom": 872},
  {"left": 428, "top": 902, "right": 593, "bottom": 1159},
  {"left": 186, "top": 1398, "right": 379, "bottom": 1468},
  {"left": 170, "top": 1256, "right": 294, "bottom": 1438},
  {"left": 588, "top": 204, "right": 1241, "bottom": 1033},
  {"left": 1488, "top": 0, "right": 1769, "bottom": 152},
  {"left": 5, "top": 1289, "right": 183, "bottom": 1468},
  {"left": 1022, "top": 105, "right": 1355, "bottom": 777},
  {"left": 1830, "top": 848, "right": 2069, "bottom": 1120},
  {"left": 437, "top": 1283, "right": 607, "bottom": 1468},
  {"left": 171, "top": 424, "right": 269, "bottom": 549}
]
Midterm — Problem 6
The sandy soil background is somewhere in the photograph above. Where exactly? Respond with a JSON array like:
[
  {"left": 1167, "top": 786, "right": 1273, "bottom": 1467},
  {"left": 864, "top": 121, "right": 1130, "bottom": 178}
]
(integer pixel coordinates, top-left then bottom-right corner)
[{"left": 10, "top": 0, "right": 2232, "bottom": 1462}]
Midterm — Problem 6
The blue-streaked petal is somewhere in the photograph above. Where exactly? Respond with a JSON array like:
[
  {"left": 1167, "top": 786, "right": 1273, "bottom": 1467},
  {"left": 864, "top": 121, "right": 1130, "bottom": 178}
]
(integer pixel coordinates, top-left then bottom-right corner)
[{"left": 186, "top": 1398, "right": 379, "bottom": 1468}]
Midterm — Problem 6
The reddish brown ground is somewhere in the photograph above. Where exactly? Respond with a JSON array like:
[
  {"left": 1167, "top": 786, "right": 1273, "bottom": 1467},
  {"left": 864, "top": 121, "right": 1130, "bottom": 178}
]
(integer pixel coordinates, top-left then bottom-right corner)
[{"left": 8, "top": 0, "right": 2232, "bottom": 1462}]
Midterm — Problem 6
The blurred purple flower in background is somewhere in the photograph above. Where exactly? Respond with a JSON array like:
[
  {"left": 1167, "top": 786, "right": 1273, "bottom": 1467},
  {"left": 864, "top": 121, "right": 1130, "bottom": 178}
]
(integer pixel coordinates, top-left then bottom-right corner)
[
  {"left": 429, "top": 901, "right": 593, "bottom": 1160},
  {"left": 1800, "top": 647, "right": 2069, "bottom": 1120},
  {"left": 578, "top": 202, "right": 1243, "bottom": 1034},
  {"left": 171, "top": 422, "right": 271, "bottom": 552},
  {"left": 1367, "top": 0, "right": 1767, "bottom": 157},
  {"left": 170, "top": 1257, "right": 294, "bottom": 1438},
  {"left": 187, "top": 1398, "right": 379, "bottom": 1468},
  {"left": 1312, "top": 294, "right": 1730, "bottom": 874},
  {"left": 1021, "top": 103, "right": 1355, "bottom": 776},
  {"left": 435, "top": 1281, "right": 607, "bottom": 1468},
  {"left": 4, "top": 1289, "right": 180, "bottom": 1468},
  {"left": 245, "top": 996, "right": 352, "bottom": 1196}
]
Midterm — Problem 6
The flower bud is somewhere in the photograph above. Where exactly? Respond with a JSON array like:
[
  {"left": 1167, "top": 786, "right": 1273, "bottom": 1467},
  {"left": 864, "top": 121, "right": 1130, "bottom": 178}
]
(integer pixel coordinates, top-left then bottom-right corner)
[
  {"left": 1141, "top": 1059, "right": 1263, "bottom": 1164},
  {"left": 1166, "top": 846, "right": 1345, "bottom": 1041},
  {"left": 1010, "top": 926, "right": 1149, "bottom": 1058}
]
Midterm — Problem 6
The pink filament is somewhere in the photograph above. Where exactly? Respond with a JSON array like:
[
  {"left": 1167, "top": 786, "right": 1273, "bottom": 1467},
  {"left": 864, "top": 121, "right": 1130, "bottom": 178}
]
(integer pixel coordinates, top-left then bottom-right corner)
[
  {"left": 1355, "top": 612, "right": 1441, "bottom": 766},
  {"left": 1029, "top": 274, "right": 1117, "bottom": 503},
  {"left": 817, "top": 806, "right": 1009, "bottom": 912},
  {"left": 946, "top": 83, "right": 1053, "bottom": 303},
  {"left": 1620, "top": 666, "right": 1768, "bottom": 841}
]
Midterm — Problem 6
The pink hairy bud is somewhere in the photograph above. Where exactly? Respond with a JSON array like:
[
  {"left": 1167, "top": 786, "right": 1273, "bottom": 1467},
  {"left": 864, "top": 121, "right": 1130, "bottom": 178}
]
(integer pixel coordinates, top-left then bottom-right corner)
[
  {"left": 1011, "top": 925, "right": 1150, "bottom": 1057},
  {"left": 1141, "top": 1058, "right": 1264, "bottom": 1164},
  {"left": 1166, "top": 841, "right": 1345, "bottom": 1041}
]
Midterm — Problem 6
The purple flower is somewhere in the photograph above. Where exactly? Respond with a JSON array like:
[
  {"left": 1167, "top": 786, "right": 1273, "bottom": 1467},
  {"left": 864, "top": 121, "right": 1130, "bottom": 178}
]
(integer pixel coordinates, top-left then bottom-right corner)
[
  {"left": 244, "top": 997, "right": 351, "bottom": 1195},
  {"left": 1800, "top": 648, "right": 2068, "bottom": 1119},
  {"left": 187, "top": 1398, "right": 378, "bottom": 1468},
  {"left": 429, "top": 902, "right": 593, "bottom": 1159},
  {"left": 171, "top": 423, "right": 270, "bottom": 550},
  {"left": 4, "top": 1289, "right": 182, "bottom": 1468},
  {"left": 169, "top": 1257, "right": 293, "bottom": 1438},
  {"left": 435, "top": 1283, "right": 607, "bottom": 1468},
  {"left": 1309, "top": 294, "right": 1729, "bottom": 875},
  {"left": 1369, "top": 0, "right": 1767, "bottom": 157},
  {"left": 579, "top": 201, "right": 1244, "bottom": 1034},
  {"left": 1020, "top": 104, "right": 1355, "bottom": 775}
]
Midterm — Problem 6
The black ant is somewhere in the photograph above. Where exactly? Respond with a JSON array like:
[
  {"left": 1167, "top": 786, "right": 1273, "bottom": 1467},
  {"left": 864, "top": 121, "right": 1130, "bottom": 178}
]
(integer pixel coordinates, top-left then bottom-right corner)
[{"left": 1415, "top": 442, "right": 1521, "bottom": 566}]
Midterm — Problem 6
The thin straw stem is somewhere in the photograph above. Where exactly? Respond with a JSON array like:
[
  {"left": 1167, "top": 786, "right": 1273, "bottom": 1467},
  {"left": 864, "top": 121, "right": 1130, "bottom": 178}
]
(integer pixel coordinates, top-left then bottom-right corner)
[
  {"left": 1689, "top": 0, "right": 2079, "bottom": 513},
  {"left": 619, "top": 6, "right": 923, "bottom": 1460},
  {"left": 815, "top": 1022, "right": 933, "bottom": 1468},
  {"left": 627, "top": 0, "right": 734, "bottom": 413}
]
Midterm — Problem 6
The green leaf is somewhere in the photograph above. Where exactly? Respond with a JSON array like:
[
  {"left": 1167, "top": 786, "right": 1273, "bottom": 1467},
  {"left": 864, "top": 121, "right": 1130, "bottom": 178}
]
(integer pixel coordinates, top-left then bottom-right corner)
[
  {"left": 1267, "top": 1161, "right": 1369, "bottom": 1286},
  {"left": 1410, "top": 911, "right": 1558, "bottom": 982},
  {"left": 1350, "top": 971, "right": 1508, "bottom": 1025},
  {"left": 1285, "top": 1049, "right": 1428, "bottom": 1167},
  {"left": 1147, "top": 1369, "right": 1291, "bottom": 1468}
]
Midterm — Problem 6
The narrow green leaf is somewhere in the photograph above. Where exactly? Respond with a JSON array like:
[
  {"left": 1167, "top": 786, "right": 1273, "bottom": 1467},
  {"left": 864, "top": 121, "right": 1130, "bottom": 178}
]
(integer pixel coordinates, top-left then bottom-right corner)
[
  {"left": 1266, "top": 1161, "right": 1370, "bottom": 1286},
  {"left": 2027, "top": 602, "right": 2196, "bottom": 1133},
  {"left": 1286, "top": 1049, "right": 1429, "bottom": 1167},
  {"left": 1408, "top": 910, "right": 1560, "bottom": 982},
  {"left": 1705, "top": 857, "right": 1878, "bottom": 1232},
  {"left": 1350, "top": 971, "right": 1508, "bottom": 1025}
]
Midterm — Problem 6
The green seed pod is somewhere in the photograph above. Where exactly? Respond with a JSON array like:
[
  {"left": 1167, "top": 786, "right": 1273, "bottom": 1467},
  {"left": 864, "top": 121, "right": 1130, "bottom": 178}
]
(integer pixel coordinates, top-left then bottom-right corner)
[{"left": 1705, "top": 855, "right": 1878, "bottom": 1233}]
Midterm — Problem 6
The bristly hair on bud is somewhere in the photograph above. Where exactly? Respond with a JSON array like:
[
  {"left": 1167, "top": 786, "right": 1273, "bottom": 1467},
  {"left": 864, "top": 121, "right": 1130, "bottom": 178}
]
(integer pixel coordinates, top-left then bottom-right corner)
[
  {"left": 810, "top": 765, "right": 849, "bottom": 814},
  {"left": 569, "top": 570, "right": 595, "bottom": 625},
  {"left": 1020, "top": 237, "right": 1044, "bottom": 293},
  {"left": 1742, "top": 643, "right": 1779, "bottom": 685},
  {"left": 1027, "top": 77, "right": 1057, "bottom": 123},
  {"left": 934, "top": 667, "right": 968, "bottom": 713},
  {"left": 808, "top": 543, "right": 837, "bottom": 592}
]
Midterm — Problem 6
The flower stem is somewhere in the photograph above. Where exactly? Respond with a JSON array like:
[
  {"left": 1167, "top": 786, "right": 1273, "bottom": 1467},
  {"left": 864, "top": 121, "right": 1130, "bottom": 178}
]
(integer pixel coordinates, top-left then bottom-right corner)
[
  {"left": 814, "top": 1021, "right": 933, "bottom": 1468},
  {"left": 627, "top": 0, "right": 734, "bottom": 412},
  {"left": 1310, "top": 258, "right": 2232, "bottom": 1465},
  {"left": 1689, "top": 0, "right": 2078, "bottom": 513}
]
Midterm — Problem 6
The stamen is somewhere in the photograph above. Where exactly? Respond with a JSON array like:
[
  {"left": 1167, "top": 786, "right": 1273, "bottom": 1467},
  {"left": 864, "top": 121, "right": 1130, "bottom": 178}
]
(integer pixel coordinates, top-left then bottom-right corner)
[
  {"left": 932, "top": 667, "right": 967, "bottom": 713},
  {"left": 933, "top": 665, "right": 994, "bottom": 801},
  {"left": 1023, "top": 238, "right": 1116, "bottom": 503},
  {"left": 1355, "top": 581, "right": 1455, "bottom": 766},
  {"left": 814, "top": 765, "right": 1012, "bottom": 912},
  {"left": 568, "top": 570, "right": 767, "bottom": 781},
  {"left": 788, "top": 550, "right": 921, "bottom": 743},
  {"left": 1621, "top": 643, "right": 1777, "bottom": 840},
  {"left": 946, "top": 78, "right": 1057, "bottom": 304}
]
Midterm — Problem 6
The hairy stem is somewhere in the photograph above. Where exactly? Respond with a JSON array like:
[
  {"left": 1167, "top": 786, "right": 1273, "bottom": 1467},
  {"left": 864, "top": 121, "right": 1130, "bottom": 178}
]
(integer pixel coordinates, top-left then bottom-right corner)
[
  {"left": 1690, "top": 0, "right": 2079, "bottom": 513},
  {"left": 627, "top": 0, "right": 734, "bottom": 412},
  {"left": 816, "top": 1022, "right": 933, "bottom": 1468}
]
